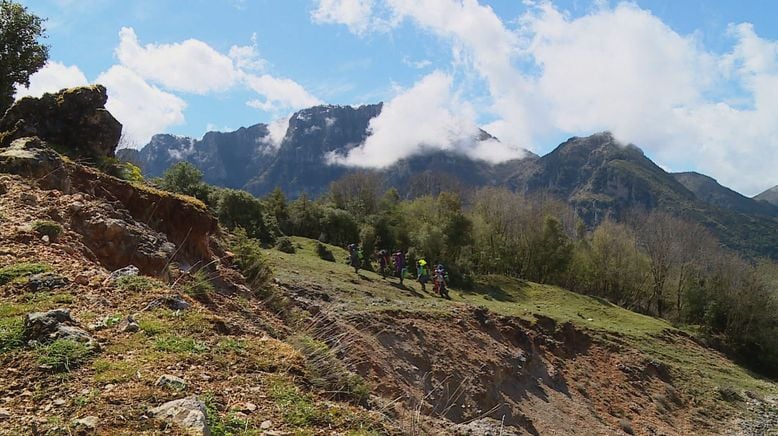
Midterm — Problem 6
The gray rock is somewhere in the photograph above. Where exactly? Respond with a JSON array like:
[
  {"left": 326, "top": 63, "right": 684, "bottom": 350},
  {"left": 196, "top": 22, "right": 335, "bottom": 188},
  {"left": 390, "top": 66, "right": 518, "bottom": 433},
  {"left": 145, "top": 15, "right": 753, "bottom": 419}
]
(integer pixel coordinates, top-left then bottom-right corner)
[
  {"left": 72, "top": 415, "right": 99, "bottom": 431},
  {"left": 453, "top": 418, "right": 520, "bottom": 436},
  {"left": 23, "top": 309, "right": 98, "bottom": 349},
  {"left": 105, "top": 265, "right": 140, "bottom": 283},
  {"left": 148, "top": 396, "right": 210, "bottom": 435},
  {"left": 119, "top": 316, "right": 140, "bottom": 333},
  {"left": 155, "top": 374, "right": 187, "bottom": 390},
  {"left": 27, "top": 272, "right": 69, "bottom": 292}
]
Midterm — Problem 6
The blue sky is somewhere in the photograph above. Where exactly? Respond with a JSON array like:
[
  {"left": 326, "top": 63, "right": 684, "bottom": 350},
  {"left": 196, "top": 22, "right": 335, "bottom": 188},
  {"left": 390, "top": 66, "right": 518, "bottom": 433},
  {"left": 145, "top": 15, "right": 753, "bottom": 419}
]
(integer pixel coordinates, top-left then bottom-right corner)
[{"left": 17, "top": 0, "right": 778, "bottom": 195}]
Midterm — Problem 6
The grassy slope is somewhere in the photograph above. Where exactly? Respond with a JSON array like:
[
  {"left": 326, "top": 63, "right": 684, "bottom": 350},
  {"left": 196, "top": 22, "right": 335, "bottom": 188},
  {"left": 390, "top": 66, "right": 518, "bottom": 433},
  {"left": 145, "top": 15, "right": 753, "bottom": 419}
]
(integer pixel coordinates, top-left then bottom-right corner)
[{"left": 268, "top": 237, "right": 778, "bottom": 404}]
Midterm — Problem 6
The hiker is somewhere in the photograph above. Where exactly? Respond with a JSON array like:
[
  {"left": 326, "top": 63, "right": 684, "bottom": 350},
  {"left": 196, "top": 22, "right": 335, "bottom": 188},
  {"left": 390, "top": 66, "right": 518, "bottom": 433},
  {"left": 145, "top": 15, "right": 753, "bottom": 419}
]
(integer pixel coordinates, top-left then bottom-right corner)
[
  {"left": 347, "top": 243, "right": 361, "bottom": 274},
  {"left": 376, "top": 249, "right": 390, "bottom": 278},
  {"left": 392, "top": 250, "right": 406, "bottom": 285},
  {"left": 433, "top": 263, "right": 450, "bottom": 299},
  {"left": 417, "top": 258, "right": 429, "bottom": 292}
]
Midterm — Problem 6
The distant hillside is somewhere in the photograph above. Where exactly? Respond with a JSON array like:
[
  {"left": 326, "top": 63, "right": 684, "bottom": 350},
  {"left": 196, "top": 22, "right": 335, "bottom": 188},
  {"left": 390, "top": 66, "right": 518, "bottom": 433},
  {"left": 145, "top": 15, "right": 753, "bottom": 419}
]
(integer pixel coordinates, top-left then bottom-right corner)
[
  {"left": 673, "top": 172, "right": 778, "bottom": 217},
  {"left": 755, "top": 185, "right": 778, "bottom": 206}
]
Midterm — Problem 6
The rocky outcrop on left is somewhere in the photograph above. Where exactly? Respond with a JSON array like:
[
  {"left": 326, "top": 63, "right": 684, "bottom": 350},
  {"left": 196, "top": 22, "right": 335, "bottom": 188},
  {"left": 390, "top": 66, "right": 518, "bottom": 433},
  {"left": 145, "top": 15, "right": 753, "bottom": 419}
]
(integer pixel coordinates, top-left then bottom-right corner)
[
  {"left": 23, "top": 309, "right": 98, "bottom": 349},
  {"left": 0, "top": 85, "right": 122, "bottom": 162}
]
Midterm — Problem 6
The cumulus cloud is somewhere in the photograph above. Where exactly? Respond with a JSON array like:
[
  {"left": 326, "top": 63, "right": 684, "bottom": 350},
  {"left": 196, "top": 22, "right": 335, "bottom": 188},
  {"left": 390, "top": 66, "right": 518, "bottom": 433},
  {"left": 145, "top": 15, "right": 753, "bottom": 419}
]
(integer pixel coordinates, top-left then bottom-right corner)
[
  {"left": 15, "top": 61, "right": 89, "bottom": 98},
  {"left": 330, "top": 71, "right": 525, "bottom": 167},
  {"left": 311, "top": 0, "right": 376, "bottom": 35},
  {"left": 245, "top": 75, "right": 322, "bottom": 112},
  {"left": 314, "top": 0, "right": 778, "bottom": 195},
  {"left": 96, "top": 65, "right": 186, "bottom": 146},
  {"left": 265, "top": 115, "right": 291, "bottom": 149},
  {"left": 229, "top": 33, "right": 267, "bottom": 72}
]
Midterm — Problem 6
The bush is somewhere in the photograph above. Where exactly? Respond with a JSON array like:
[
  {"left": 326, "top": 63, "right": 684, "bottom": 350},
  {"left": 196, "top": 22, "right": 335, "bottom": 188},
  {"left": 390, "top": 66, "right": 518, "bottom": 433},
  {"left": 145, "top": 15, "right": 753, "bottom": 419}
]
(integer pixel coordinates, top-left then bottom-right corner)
[
  {"left": 276, "top": 237, "right": 296, "bottom": 254},
  {"left": 158, "top": 162, "right": 212, "bottom": 202},
  {"left": 0, "top": 262, "right": 50, "bottom": 285},
  {"left": 218, "top": 189, "right": 275, "bottom": 244},
  {"left": 120, "top": 162, "right": 144, "bottom": 183},
  {"left": 230, "top": 228, "right": 273, "bottom": 290},
  {"left": 36, "top": 339, "right": 94, "bottom": 371},
  {"left": 316, "top": 242, "right": 335, "bottom": 262},
  {"left": 115, "top": 275, "right": 163, "bottom": 292},
  {"left": 32, "top": 220, "right": 63, "bottom": 241}
]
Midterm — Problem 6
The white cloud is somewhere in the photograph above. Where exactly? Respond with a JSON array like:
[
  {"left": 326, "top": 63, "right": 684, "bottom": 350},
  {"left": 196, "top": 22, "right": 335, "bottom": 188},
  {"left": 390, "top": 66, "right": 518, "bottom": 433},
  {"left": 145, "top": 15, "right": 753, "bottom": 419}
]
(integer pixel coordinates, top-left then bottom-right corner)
[
  {"left": 96, "top": 65, "right": 186, "bottom": 147},
  {"left": 15, "top": 61, "right": 89, "bottom": 98},
  {"left": 265, "top": 115, "right": 291, "bottom": 149},
  {"left": 229, "top": 33, "right": 267, "bottom": 72},
  {"left": 316, "top": 0, "right": 778, "bottom": 195},
  {"left": 116, "top": 27, "right": 238, "bottom": 94},
  {"left": 311, "top": 0, "right": 376, "bottom": 35},
  {"left": 330, "top": 71, "right": 525, "bottom": 167},
  {"left": 244, "top": 74, "right": 322, "bottom": 112}
]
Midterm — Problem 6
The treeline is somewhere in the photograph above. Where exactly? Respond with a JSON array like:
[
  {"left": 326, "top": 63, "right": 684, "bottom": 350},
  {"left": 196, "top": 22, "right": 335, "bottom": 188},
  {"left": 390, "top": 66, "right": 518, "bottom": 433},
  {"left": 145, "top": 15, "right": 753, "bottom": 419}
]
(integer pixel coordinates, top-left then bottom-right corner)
[{"left": 156, "top": 163, "right": 778, "bottom": 377}]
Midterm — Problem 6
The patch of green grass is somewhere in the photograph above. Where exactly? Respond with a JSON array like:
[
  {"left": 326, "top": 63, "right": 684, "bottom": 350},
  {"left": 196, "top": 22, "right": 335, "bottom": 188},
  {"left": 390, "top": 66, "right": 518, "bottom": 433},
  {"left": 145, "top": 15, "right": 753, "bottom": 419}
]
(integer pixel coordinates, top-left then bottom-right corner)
[
  {"left": 269, "top": 378, "right": 325, "bottom": 428},
  {"left": 36, "top": 339, "right": 94, "bottom": 372},
  {"left": 32, "top": 220, "right": 63, "bottom": 240},
  {"left": 74, "top": 389, "right": 100, "bottom": 408},
  {"left": 215, "top": 338, "right": 247, "bottom": 354},
  {"left": 0, "top": 317, "right": 25, "bottom": 353},
  {"left": 93, "top": 358, "right": 139, "bottom": 383},
  {"left": 0, "top": 262, "right": 51, "bottom": 285},
  {"left": 137, "top": 318, "right": 167, "bottom": 336},
  {"left": 182, "top": 269, "right": 215, "bottom": 297},
  {"left": 115, "top": 275, "right": 164, "bottom": 292},
  {"left": 153, "top": 335, "right": 208, "bottom": 354},
  {"left": 202, "top": 392, "right": 256, "bottom": 436}
]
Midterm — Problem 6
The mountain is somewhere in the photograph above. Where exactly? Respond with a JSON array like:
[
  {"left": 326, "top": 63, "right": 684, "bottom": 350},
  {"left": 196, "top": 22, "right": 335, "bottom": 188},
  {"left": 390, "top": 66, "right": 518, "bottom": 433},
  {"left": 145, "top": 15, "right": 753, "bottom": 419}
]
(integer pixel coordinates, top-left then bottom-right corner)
[
  {"left": 755, "top": 185, "right": 778, "bottom": 206},
  {"left": 673, "top": 172, "right": 778, "bottom": 216}
]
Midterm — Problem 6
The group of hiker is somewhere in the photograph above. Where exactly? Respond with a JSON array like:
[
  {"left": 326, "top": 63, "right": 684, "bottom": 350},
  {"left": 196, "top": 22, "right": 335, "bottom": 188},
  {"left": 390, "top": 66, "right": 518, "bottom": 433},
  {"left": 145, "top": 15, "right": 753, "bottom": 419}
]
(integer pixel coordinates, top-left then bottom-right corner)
[{"left": 346, "top": 243, "right": 450, "bottom": 298}]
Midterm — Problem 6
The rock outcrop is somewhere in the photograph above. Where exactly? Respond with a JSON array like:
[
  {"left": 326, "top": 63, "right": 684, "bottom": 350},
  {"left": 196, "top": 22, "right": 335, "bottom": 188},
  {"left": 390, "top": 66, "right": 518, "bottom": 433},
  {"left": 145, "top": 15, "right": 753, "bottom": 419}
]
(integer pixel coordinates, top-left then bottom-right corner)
[
  {"left": 23, "top": 309, "right": 98, "bottom": 349},
  {"left": 0, "top": 85, "right": 122, "bottom": 162},
  {"left": 148, "top": 396, "right": 210, "bottom": 435}
]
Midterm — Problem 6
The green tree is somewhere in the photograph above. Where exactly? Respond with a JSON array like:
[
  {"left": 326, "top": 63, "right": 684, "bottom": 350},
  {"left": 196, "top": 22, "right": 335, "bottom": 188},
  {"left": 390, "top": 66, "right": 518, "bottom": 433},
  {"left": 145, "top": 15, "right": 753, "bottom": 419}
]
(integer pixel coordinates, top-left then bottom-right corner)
[
  {"left": 159, "top": 162, "right": 212, "bottom": 203},
  {"left": 0, "top": 1, "right": 48, "bottom": 113},
  {"left": 217, "top": 189, "right": 275, "bottom": 243},
  {"left": 265, "top": 187, "right": 290, "bottom": 234}
]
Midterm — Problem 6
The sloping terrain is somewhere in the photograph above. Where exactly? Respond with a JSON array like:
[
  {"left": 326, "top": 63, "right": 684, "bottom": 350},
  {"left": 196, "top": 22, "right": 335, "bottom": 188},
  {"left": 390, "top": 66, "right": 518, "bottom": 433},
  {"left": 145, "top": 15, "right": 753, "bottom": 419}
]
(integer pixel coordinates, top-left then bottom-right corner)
[
  {"left": 756, "top": 186, "right": 778, "bottom": 207},
  {"left": 264, "top": 237, "right": 778, "bottom": 435}
]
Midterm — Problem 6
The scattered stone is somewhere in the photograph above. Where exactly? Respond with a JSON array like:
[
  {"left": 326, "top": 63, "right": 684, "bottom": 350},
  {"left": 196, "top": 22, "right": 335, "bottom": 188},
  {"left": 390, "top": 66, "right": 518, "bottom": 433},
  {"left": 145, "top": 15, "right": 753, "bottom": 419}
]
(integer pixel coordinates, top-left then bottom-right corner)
[
  {"left": 74, "top": 273, "right": 90, "bottom": 285},
  {"left": 104, "top": 384, "right": 116, "bottom": 392},
  {"left": 0, "top": 408, "right": 11, "bottom": 419},
  {"left": 260, "top": 420, "right": 272, "bottom": 430},
  {"left": 155, "top": 374, "right": 187, "bottom": 390},
  {"left": 53, "top": 398, "right": 66, "bottom": 406},
  {"left": 105, "top": 265, "right": 139, "bottom": 284},
  {"left": 148, "top": 396, "right": 210, "bottom": 435},
  {"left": 23, "top": 308, "right": 99, "bottom": 349},
  {"left": 72, "top": 415, "right": 99, "bottom": 432},
  {"left": 41, "top": 234, "right": 50, "bottom": 243},
  {"left": 27, "top": 272, "right": 69, "bottom": 292},
  {"left": 243, "top": 402, "right": 257, "bottom": 412},
  {"left": 118, "top": 316, "right": 140, "bottom": 333}
]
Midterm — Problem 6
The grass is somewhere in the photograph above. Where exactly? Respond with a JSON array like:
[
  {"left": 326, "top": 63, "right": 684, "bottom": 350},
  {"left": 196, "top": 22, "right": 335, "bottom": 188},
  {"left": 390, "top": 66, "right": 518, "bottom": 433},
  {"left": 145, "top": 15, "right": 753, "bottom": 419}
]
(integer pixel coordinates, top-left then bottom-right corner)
[
  {"left": 181, "top": 269, "right": 215, "bottom": 297},
  {"left": 269, "top": 378, "right": 326, "bottom": 427},
  {"left": 264, "top": 236, "right": 778, "bottom": 406},
  {"left": 115, "top": 275, "right": 164, "bottom": 292},
  {"left": 93, "top": 358, "right": 139, "bottom": 383},
  {"left": 153, "top": 335, "right": 208, "bottom": 354},
  {"left": 36, "top": 339, "right": 94, "bottom": 372},
  {"left": 132, "top": 182, "right": 208, "bottom": 211},
  {"left": 0, "top": 317, "right": 25, "bottom": 353},
  {"left": 32, "top": 220, "right": 63, "bottom": 240},
  {"left": 0, "top": 262, "right": 51, "bottom": 285}
]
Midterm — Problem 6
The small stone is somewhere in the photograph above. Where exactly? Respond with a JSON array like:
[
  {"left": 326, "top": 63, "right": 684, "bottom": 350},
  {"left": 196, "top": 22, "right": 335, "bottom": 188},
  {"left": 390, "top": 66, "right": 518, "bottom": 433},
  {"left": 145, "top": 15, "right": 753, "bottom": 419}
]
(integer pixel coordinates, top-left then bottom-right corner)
[
  {"left": 260, "top": 420, "right": 272, "bottom": 430},
  {"left": 41, "top": 235, "right": 50, "bottom": 243},
  {"left": 148, "top": 396, "right": 209, "bottom": 435},
  {"left": 104, "top": 384, "right": 115, "bottom": 391},
  {"left": 74, "top": 274, "right": 90, "bottom": 285},
  {"left": 119, "top": 316, "right": 140, "bottom": 333},
  {"left": 72, "top": 415, "right": 99, "bottom": 430},
  {"left": 243, "top": 402, "right": 257, "bottom": 412},
  {"left": 0, "top": 408, "right": 10, "bottom": 419},
  {"left": 27, "top": 273, "right": 69, "bottom": 292},
  {"left": 155, "top": 374, "right": 187, "bottom": 390},
  {"left": 53, "top": 398, "right": 66, "bottom": 406},
  {"left": 200, "top": 374, "right": 211, "bottom": 381}
]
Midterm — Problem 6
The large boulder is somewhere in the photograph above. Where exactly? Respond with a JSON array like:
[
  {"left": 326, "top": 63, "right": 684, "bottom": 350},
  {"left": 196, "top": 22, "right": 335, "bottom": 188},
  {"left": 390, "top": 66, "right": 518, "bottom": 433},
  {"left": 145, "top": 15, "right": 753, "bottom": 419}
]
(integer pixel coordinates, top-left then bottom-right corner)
[
  {"left": 0, "top": 137, "right": 69, "bottom": 190},
  {"left": 0, "top": 85, "right": 122, "bottom": 162}
]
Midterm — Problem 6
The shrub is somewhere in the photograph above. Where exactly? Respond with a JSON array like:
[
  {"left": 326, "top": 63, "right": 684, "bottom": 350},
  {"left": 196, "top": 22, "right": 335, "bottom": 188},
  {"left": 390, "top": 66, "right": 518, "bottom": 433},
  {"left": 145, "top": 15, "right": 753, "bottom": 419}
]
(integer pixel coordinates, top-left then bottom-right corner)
[
  {"left": 0, "top": 262, "right": 50, "bottom": 285},
  {"left": 269, "top": 379, "right": 325, "bottom": 427},
  {"left": 230, "top": 228, "right": 273, "bottom": 289},
  {"left": 217, "top": 189, "right": 275, "bottom": 244},
  {"left": 289, "top": 334, "right": 370, "bottom": 404},
  {"left": 36, "top": 339, "right": 94, "bottom": 371},
  {"left": 276, "top": 237, "right": 296, "bottom": 254},
  {"left": 32, "top": 220, "right": 63, "bottom": 241},
  {"left": 115, "top": 275, "right": 163, "bottom": 292},
  {"left": 120, "top": 162, "right": 144, "bottom": 183},
  {"left": 316, "top": 243, "right": 335, "bottom": 262},
  {"left": 181, "top": 269, "right": 215, "bottom": 297}
]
